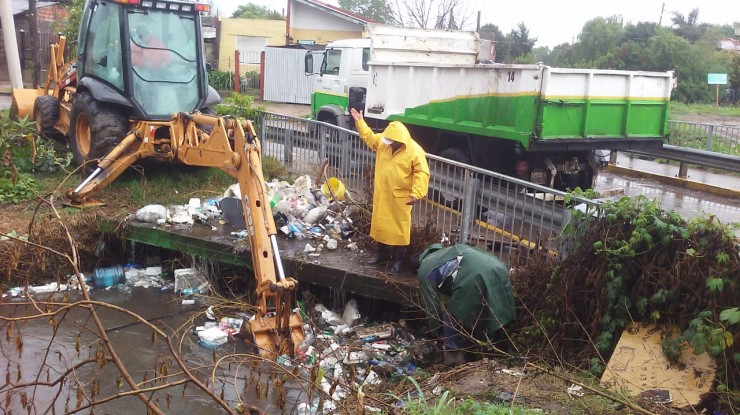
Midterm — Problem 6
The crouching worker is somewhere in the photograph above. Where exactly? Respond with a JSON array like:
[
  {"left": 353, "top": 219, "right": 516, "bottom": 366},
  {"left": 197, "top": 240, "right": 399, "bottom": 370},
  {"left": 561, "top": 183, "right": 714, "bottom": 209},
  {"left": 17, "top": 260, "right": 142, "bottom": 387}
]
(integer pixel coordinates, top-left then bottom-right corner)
[
  {"left": 415, "top": 244, "right": 516, "bottom": 365},
  {"left": 350, "top": 108, "right": 429, "bottom": 274}
]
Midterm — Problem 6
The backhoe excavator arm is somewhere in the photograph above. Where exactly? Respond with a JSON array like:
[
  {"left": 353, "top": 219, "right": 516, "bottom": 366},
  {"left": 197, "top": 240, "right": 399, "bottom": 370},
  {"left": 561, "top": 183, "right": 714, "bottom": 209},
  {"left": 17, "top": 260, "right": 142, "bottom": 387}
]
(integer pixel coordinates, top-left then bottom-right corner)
[{"left": 69, "top": 112, "right": 304, "bottom": 358}]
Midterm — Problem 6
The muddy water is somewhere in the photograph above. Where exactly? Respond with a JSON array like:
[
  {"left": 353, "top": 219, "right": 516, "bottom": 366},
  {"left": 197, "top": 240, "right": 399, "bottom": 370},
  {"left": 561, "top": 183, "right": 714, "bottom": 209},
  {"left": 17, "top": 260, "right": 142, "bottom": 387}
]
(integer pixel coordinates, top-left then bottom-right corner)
[{"left": 1, "top": 287, "right": 310, "bottom": 414}]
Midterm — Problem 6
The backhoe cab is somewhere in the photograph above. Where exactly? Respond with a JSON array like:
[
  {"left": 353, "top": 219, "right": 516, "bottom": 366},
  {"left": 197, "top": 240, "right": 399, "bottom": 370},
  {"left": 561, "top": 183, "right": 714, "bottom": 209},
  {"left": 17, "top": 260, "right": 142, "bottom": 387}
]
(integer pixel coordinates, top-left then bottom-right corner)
[
  {"left": 11, "top": 0, "right": 304, "bottom": 358},
  {"left": 12, "top": 0, "right": 221, "bottom": 168}
]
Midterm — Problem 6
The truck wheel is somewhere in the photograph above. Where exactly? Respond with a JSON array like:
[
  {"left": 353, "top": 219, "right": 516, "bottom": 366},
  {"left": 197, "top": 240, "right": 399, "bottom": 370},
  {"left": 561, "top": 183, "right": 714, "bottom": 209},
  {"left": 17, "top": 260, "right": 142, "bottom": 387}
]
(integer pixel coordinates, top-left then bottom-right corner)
[
  {"left": 433, "top": 147, "right": 471, "bottom": 210},
  {"left": 69, "top": 93, "right": 129, "bottom": 172},
  {"left": 33, "top": 95, "right": 61, "bottom": 139}
]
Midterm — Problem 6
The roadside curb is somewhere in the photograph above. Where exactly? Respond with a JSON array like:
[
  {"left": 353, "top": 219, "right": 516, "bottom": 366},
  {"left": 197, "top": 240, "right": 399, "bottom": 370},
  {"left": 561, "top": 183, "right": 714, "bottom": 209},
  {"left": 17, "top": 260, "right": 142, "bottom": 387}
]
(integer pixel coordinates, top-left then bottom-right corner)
[{"left": 606, "top": 165, "right": 740, "bottom": 199}]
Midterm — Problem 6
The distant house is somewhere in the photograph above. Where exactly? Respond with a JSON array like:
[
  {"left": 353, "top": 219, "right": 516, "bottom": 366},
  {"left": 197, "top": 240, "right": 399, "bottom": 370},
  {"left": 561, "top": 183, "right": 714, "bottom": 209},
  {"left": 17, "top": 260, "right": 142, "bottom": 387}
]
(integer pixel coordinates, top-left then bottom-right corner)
[
  {"left": 287, "top": 0, "right": 373, "bottom": 45},
  {"left": 0, "top": 1, "right": 69, "bottom": 82},
  {"left": 214, "top": 0, "right": 372, "bottom": 75},
  {"left": 718, "top": 38, "right": 740, "bottom": 52},
  {"left": 216, "top": 18, "right": 285, "bottom": 73}
]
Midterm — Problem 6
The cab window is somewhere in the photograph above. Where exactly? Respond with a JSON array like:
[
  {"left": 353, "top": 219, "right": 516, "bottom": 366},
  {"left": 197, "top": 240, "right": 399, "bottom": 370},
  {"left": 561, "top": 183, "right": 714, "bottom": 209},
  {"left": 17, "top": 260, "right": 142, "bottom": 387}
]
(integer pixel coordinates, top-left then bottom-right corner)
[
  {"left": 362, "top": 47, "right": 370, "bottom": 71},
  {"left": 83, "top": 2, "right": 123, "bottom": 90},
  {"left": 322, "top": 49, "right": 341, "bottom": 75}
]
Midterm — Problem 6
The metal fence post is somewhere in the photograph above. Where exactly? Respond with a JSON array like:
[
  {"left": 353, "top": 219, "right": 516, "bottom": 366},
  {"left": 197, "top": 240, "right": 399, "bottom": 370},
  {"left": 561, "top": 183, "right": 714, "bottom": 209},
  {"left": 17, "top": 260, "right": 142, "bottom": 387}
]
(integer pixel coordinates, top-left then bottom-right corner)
[
  {"left": 706, "top": 125, "right": 714, "bottom": 151},
  {"left": 319, "top": 125, "right": 328, "bottom": 161},
  {"left": 284, "top": 128, "right": 294, "bottom": 163},
  {"left": 459, "top": 170, "right": 477, "bottom": 244},
  {"left": 340, "top": 132, "right": 351, "bottom": 176},
  {"left": 257, "top": 112, "right": 265, "bottom": 139}
]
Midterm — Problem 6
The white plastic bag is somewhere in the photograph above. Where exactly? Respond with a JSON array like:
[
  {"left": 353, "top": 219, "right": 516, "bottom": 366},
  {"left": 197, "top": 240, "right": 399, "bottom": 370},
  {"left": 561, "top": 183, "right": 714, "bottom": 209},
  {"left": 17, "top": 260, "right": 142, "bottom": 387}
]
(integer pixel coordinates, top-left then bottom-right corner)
[
  {"left": 304, "top": 206, "right": 328, "bottom": 225},
  {"left": 135, "top": 205, "right": 168, "bottom": 223},
  {"left": 342, "top": 299, "right": 361, "bottom": 326},
  {"left": 198, "top": 327, "right": 228, "bottom": 348}
]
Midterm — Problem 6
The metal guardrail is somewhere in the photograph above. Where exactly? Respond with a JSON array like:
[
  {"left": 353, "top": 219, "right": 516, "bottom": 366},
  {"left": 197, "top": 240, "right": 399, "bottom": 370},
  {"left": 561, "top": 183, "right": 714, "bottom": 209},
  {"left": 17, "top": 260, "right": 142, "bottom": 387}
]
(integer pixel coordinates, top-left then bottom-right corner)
[
  {"left": 668, "top": 121, "right": 739, "bottom": 157},
  {"left": 257, "top": 112, "right": 600, "bottom": 265},
  {"left": 628, "top": 145, "right": 740, "bottom": 173}
]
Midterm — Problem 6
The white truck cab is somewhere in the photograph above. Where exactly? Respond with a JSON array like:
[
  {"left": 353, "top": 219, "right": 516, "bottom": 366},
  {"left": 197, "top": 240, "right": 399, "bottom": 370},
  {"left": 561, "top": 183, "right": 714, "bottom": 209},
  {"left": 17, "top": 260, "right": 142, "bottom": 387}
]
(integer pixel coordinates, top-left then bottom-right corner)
[{"left": 306, "top": 38, "right": 370, "bottom": 129}]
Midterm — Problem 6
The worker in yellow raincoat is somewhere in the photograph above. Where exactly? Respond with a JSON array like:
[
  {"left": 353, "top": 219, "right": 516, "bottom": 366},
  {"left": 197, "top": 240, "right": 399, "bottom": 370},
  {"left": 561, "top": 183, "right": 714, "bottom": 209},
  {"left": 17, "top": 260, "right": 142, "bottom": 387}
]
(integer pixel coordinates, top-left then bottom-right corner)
[{"left": 350, "top": 108, "right": 430, "bottom": 274}]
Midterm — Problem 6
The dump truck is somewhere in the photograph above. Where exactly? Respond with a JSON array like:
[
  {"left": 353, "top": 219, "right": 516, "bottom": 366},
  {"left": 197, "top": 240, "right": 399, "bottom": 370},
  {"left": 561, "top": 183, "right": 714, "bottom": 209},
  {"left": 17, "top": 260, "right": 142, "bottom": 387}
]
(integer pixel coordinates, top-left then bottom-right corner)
[
  {"left": 11, "top": 0, "right": 303, "bottom": 358},
  {"left": 306, "top": 25, "right": 675, "bottom": 190}
]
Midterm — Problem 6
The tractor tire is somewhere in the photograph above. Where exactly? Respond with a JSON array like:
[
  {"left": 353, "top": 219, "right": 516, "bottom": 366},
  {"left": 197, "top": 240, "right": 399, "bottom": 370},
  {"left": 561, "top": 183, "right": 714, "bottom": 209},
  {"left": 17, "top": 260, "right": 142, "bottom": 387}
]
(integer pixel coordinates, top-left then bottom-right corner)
[
  {"left": 33, "top": 95, "right": 61, "bottom": 139},
  {"left": 69, "top": 93, "right": 129, "bottom": 172}
]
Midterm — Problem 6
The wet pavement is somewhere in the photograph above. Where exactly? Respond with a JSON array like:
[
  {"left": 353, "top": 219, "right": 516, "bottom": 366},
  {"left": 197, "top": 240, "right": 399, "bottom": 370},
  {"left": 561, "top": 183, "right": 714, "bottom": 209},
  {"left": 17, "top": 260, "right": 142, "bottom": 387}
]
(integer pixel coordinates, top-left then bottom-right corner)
[
  {"left": 595, "top": 168, "right": 740, "bottom": 228},
  {"left": 613, "top": 152, "right": 740, "bottom": 191}
]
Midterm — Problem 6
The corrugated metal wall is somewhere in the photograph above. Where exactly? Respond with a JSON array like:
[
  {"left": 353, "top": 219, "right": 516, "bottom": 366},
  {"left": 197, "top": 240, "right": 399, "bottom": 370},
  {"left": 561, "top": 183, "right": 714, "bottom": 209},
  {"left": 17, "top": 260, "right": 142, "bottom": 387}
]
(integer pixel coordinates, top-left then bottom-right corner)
[{"left": 263, "top": 47, "right": 320, "bottom": 104}]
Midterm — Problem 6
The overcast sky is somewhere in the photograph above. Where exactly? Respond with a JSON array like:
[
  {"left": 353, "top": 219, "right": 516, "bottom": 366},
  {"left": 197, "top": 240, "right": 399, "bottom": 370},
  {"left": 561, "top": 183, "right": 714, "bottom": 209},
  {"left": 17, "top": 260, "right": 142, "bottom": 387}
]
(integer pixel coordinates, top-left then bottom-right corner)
[{"left": 211, "top": 0, "right": 738, "bottom": 48}]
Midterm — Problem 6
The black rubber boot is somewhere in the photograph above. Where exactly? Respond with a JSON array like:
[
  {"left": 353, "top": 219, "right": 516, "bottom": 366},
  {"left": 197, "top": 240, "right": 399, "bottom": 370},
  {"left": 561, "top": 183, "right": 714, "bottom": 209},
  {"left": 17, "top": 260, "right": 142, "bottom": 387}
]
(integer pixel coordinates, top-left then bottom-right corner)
[
  {"left": 367, "top": 243, "right": 390, "bottom": 265},
  {"left": 388, "top": 246, "right": 407, "bottom": 274}
]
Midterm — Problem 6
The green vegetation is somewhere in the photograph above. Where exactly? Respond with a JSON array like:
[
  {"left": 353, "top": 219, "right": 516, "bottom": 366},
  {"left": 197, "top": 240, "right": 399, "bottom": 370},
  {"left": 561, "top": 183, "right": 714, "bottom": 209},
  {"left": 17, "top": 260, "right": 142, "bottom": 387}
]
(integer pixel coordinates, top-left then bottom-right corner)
[
  {"left": 215, "top": 93, "right": 264, "bottom": 123},
  {"left": 338, "top": 0, "right": 395, "bottom": 24},
  {"left": 513, "top": 194, "right": 739, "bottom": 410},
  {"left": 390, "top": 377, "right": 543, "bottom": 415},
  {"left": 0, "top": 113, "right": 71, "bottom": 204},
  {"left": 208, "top": 71, "right": 261, "bottom": 94},
  {"left": 670, "top": 102, "right": 740, "bottom": 117},
  {"left": 231, "top": 3, "right": 284, "bottom": 20}
]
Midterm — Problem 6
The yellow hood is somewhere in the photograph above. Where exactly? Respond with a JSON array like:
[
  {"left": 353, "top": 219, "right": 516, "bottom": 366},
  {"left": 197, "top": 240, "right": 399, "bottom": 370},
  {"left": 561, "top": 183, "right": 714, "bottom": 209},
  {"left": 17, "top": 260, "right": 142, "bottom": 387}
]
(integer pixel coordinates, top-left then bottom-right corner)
[{"left": 382, "top": 122, "right": 411, "bottom": 145}]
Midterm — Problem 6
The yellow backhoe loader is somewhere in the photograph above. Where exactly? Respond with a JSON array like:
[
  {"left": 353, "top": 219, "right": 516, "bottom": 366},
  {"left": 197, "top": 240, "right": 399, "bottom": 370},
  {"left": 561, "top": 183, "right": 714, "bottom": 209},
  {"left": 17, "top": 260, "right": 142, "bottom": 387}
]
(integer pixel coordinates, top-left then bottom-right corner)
[{"left": 11, "top": 0, "right": 303, "bottom": 358}]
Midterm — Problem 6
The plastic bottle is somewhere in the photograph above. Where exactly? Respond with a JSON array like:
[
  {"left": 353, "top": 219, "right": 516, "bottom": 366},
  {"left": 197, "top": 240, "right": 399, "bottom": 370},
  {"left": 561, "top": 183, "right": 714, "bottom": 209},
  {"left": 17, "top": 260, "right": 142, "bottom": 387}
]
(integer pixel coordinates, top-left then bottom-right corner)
[{"left": 92, "top": 265, "right": 125, "bottom": 288}]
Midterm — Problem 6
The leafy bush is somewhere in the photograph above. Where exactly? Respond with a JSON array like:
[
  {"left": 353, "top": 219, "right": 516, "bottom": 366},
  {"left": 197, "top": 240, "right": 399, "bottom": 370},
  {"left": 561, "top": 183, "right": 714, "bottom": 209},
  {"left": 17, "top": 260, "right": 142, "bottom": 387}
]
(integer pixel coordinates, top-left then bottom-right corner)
[
  {"left": 208, "top": 70, "right": 234, "bottom": 91},
  {"left": 208, "top": 70, "right": 261, "bottom": 92},
  {"left": 0, "top": 113, "right": 71, "bottom": 203},
  {"left": 513, "top": 194, "right": 738, "bottom": 396},
  {"left": 215, "top": 93, "right": 264, "bottom": 124}
]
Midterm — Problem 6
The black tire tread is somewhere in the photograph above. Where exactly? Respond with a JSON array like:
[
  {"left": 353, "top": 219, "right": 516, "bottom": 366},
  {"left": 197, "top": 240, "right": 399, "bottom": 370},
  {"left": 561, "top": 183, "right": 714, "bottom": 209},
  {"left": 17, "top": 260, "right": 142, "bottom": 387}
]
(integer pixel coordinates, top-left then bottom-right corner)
[
  {"left": 69, "top": 92, "right": 129, "bottom": 168},
  {"left": 34, "top": 95, "right": 61, "bottom": 139}
]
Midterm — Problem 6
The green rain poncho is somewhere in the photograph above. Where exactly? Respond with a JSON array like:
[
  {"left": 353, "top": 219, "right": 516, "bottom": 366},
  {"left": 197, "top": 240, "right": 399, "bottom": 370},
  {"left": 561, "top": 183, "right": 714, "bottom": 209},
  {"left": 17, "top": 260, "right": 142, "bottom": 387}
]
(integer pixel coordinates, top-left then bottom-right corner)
[{"left": 416, "top": 244, "right": 516, "bottom": 341}]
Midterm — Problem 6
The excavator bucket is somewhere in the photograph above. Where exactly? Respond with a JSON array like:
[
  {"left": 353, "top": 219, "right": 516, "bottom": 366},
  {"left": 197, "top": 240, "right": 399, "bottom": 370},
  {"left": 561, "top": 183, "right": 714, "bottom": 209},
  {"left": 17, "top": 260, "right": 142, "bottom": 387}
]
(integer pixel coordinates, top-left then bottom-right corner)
[
  {"left": 10, "top": 88, "right": 42, "bottom": 120},
  {"left": 247, "top": 311, "right": 305, "bottom": 359}
]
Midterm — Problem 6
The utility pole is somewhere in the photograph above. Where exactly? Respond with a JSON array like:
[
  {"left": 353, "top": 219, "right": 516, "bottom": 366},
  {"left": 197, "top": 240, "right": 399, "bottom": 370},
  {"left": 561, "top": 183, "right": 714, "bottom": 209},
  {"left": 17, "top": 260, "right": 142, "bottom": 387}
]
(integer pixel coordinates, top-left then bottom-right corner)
[
  {"left": 29, "top": 0, "right": 41, "bottom": 88},
  {"left": 476, "top": 11, "right": 481, "bottom": 31},
  {"left": 0, "top": 0, "right": 24, "bottom": 88},
  {"left": 658, "top": 2, "right": 665, "bottom": 25}
]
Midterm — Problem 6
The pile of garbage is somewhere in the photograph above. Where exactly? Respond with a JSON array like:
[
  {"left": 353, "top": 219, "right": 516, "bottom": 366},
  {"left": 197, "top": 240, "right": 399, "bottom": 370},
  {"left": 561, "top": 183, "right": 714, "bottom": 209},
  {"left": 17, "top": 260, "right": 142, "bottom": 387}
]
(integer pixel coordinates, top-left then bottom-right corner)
[
  {"left": 262, "top": 175, "right": 359, "bottom": 254},
  {"left": 132, "top": 175, "right": 361, "bottom": 254},
  {"left": 190, "top": 298, "right": 436, "bottom": 413}
]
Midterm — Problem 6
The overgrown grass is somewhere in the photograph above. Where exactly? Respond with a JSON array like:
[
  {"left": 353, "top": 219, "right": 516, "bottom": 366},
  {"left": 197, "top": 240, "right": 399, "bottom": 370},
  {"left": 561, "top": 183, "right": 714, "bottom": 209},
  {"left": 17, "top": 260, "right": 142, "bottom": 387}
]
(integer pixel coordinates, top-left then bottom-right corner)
[{"left": 670, "top": 102, "right": 740, "bottom": 117}]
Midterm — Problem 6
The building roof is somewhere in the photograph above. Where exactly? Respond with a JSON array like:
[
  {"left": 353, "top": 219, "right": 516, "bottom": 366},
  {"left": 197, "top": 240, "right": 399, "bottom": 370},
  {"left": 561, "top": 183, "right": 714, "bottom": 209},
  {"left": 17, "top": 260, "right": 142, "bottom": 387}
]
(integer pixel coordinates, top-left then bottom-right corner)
[
  {"left": 293, "top": 0, "right": 375, "bottom": 25},
  {"left": 12, "top": 0, "right": 58, "bottom": 15}
]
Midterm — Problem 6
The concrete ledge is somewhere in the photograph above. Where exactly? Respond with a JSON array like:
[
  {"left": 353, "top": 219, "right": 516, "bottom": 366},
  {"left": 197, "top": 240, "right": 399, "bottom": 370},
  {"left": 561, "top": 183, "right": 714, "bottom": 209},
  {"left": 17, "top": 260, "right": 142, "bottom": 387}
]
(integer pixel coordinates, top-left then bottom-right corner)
[
  {"left": 101, "top": 220, "right": 419, "bottom": 305},
  {"left": 606, "top": 165, "right": 740, "bottom": 199}
]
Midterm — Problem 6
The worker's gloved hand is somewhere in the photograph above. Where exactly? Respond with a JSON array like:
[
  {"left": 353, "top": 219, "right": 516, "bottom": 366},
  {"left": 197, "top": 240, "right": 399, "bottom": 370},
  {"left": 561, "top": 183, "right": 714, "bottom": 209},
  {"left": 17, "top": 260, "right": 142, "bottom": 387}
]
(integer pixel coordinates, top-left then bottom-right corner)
[{"left": 406, "top": 195, "right": 419, "bottom": 205}]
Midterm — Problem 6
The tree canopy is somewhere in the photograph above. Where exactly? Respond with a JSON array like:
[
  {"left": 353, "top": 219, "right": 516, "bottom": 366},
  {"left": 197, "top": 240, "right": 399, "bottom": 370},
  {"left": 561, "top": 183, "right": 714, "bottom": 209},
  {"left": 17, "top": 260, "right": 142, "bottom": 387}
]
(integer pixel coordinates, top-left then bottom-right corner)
[
  {"left": 231, "top": 3, "right": 284, "bottom": 20},
  {"left": 338, "top": 0, "right": 394, "bottom": 24},
  {"left": 482, "top": 9, "right": 739, "bottom": 104}
]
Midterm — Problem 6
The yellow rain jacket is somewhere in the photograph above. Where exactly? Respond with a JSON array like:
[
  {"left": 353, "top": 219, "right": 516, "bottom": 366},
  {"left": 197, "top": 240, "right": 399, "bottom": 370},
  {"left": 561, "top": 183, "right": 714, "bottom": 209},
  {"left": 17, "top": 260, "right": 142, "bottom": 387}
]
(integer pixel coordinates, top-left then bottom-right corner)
[{"left": 356, "top": 119, "right": 430, "bottom": 246}]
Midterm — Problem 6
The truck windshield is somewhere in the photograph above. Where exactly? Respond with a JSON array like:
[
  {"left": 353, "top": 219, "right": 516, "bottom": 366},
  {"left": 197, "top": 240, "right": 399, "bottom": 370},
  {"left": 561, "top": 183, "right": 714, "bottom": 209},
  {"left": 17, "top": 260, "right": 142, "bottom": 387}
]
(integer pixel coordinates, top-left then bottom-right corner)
[{"left": 128, "top": 10, "right": 199, "bottom": 119}]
